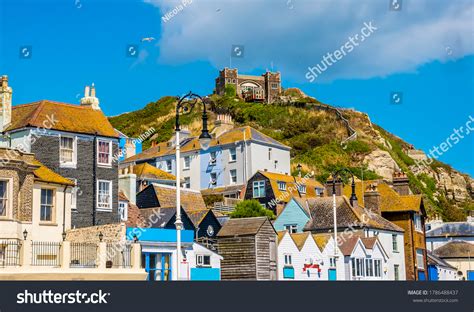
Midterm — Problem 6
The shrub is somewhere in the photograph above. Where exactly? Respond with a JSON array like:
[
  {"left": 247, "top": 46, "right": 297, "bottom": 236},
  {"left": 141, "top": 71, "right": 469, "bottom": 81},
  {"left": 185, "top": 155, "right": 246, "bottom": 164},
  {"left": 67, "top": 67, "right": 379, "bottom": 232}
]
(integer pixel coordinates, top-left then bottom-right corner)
[{"left": 230, "top": 200, "right": 276, "bottom": 220}]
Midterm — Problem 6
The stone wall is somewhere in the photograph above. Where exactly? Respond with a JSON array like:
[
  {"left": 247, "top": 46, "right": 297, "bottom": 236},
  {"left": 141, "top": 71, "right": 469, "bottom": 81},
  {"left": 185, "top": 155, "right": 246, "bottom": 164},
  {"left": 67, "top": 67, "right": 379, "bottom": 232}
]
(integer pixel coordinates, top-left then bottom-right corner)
[{"left": 66, "top": 223, "right": 126, "bottom": 243}]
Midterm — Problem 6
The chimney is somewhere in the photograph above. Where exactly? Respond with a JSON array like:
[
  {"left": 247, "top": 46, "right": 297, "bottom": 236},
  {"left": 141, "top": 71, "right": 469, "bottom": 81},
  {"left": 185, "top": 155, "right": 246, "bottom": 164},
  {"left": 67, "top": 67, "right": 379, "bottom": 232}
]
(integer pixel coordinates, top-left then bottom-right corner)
[
  {"left": 325, "top": 175, "right": 343, "bottom": 196},
  {"left": 392, "top": 171, "right": 410, "bottom": 195},
  {"left": 0, "top": 75, "right": 12, "bottom": 131},
  {"left": 119, "top": 170, "right": 137, "bottom": 204},
  {"left": 80, "top": 83, "right": 100, "bottom": 110},
  {"left": 212, "top": 114, "right": 234, "bottom": 138},
  {"left": 364, "top": 183, "right": 381, "bottom": 215}
]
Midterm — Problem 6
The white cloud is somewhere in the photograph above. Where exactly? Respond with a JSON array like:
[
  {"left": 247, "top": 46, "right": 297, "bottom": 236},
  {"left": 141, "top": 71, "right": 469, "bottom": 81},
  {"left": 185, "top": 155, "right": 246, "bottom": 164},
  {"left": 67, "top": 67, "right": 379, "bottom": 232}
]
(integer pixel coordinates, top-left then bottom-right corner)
[{"left": 145, "top": 0, "right": 474, "bottom": 82}]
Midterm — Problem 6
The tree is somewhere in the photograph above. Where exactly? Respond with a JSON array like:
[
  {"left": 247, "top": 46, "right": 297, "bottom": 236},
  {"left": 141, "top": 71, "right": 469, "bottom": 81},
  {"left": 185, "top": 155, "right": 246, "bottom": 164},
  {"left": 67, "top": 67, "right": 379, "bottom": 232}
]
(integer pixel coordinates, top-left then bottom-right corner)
[
  {"left": 230, "top": 199, "right": 275, "bottom": 220},
  {"left": 224, "top": 84, "right": 236, "bottom": 97}
]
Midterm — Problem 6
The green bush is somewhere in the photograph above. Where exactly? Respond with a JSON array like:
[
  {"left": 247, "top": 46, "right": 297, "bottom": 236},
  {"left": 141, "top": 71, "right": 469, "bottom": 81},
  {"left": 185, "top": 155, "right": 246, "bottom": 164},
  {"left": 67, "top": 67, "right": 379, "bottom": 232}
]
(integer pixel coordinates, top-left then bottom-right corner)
[
  {"left": 230, "top": 200, "right": 275, "bottom": 220},
  {"left": 224, "top": 84, "right": 236, "bottom": 97}
]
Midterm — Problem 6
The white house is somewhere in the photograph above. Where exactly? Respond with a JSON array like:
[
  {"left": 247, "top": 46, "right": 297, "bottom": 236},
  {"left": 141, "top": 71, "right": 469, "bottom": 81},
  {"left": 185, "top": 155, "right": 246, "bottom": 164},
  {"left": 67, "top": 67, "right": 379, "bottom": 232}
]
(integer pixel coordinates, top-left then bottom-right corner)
[{"left": 122, "top": 122, "right": 291, "bottom": 192}]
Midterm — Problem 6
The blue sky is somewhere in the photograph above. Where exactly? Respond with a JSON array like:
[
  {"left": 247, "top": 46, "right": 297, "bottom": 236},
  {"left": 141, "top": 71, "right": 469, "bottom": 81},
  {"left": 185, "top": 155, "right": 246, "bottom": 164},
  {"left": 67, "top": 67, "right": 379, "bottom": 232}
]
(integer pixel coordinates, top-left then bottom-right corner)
[{"left": 0, "top": 0, "right": 473, "bottom": 175}]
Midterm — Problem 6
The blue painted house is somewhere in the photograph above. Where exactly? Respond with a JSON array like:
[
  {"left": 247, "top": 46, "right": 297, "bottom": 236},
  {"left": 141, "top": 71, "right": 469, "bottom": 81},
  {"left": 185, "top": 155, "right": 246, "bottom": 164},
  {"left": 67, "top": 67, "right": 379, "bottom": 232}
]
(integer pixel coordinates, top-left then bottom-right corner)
[
  {"left": 126, "top": 227, "right": 222, "bottom": 281},
  {"left": 273, "top": 197, "right": 311, "bottom": 233}
]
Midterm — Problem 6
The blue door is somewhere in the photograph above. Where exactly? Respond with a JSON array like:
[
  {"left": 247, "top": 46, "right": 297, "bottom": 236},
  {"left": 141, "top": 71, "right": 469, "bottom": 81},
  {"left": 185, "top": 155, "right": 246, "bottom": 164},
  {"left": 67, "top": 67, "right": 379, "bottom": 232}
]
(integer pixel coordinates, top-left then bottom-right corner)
[
  {"left": 418, "top": 270, "right": 426, "bottom": 281},
  {"left": 467, "top": 271, "right": 474, "bottom": 281},
  {"left": 328, "top": 269, "right": 337, "bottom": 281},
  {"left": 428, "top": 265, "right": 438, "bottom": 281},
  {"left": 144, "top": 253, "right": 172, "bottom": 281}
]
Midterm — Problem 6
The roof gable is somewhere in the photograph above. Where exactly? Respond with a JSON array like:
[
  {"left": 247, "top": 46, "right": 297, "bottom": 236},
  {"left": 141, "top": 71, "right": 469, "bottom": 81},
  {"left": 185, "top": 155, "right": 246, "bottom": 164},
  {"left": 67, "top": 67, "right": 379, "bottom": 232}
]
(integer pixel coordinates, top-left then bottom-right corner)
[{"left": 217, "top": 217, "right": 273, "bottom": 237}]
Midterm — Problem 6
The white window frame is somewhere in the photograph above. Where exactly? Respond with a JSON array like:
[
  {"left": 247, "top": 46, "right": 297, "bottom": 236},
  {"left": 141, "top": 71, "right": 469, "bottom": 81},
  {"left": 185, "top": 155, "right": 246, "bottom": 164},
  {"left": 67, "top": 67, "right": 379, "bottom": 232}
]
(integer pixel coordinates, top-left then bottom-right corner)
[
  {"left": 59, "top": 135, "right": 77, "bottom": 168},
  {"left": 284, "top": 254, "right": 292, "bottom": 266},
  {"left": 374, "top": 259, "right": 382, "bottom": 277},
  {"left": 252, "top": 180, "right": 265, "bottom": 198},
  {"left": 351, "top": 258, "right": 365, "bottom": 278},
  {"left": 278, "top": 181, "right": 286, "bottom": 191},
  {"left": 166, "top": 159, "right": 173, "bottom": 173},
  {"left": 0, "top": 179, "right": 12, "bottom": 219},
  {"left": 196, "top": 254, "right": 211, "bottom": 267},
  {"left": 416, "top": 249, "right": 424, "bottom": 269},
  {"left": 365, "top": 259, "right": 374, "bottom": 277},
  {"left": 97, "top": 139, "right": 112, "bottom": 167},
  {"left": 394, "top": 264, "right": 400, "bottom": 281},
  {"left": 97, "top": 180, "right": 112, "bottom": 212},
  {"left": 183, "top": 156, "right": 190, "bottom": 170},
  {"left": 119, "top": 201, "right": 128, "bottom": 221},
  {"left": 392, "top": 234, "right": 398, "bottom": 252},
  {"left": 230, "top": 169, "right": 237, "bottom": 185},
  {"left": 298, "top": 184, "right": 307, "bottom": 194},
  {"left": 68, "top": 178, "right": 78, "bottom": 211},
  {"left": 40, "top": 188, "right": 55, "bottom": 223},
  {"left": 229, "top": 148, "right": 237, "bottom": 162},
  {"left": 414, "top": 214, "right": 423, "bottom": 232},
  {"left": 284, "top": 224, "right": 297, "bottom": 234},
  {"left": 184, "top": 177, "right": 191, "bottom": 189},
  {"left": 209, "top": 151, "right": 217, "bottom": 165}
]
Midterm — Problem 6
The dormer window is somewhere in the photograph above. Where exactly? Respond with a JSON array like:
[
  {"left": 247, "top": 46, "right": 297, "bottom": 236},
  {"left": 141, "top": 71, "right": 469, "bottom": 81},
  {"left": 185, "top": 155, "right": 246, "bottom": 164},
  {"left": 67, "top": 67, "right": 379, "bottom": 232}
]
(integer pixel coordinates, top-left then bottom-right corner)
[
  {"left": 298, "top": 184, "right": 307, "bottom": 194},
  {"left": 60, "top": 136, "right": 76, "bottom": 167},
  {"left": 278, "top": 181, "right": 286, "bottom": 191},
  {"left": 97, "top": 140, "right": 112, "bottom": 166}
]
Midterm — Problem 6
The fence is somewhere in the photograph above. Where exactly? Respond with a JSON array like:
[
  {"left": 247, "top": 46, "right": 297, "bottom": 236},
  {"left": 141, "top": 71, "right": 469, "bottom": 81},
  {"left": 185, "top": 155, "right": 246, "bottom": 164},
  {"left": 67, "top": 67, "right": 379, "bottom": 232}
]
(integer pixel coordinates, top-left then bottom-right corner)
[
  {"left": 106, "top": 243, "right": 132, "bottom": 268},
  {"left": 31, "top": 241, "right": 62, "bottom": 267},
  {"left": 0, "top": 239, "right": 21, "bottom": 267},
  {"left": 70, "top": 243, "right": 98, "bottom": 268}
]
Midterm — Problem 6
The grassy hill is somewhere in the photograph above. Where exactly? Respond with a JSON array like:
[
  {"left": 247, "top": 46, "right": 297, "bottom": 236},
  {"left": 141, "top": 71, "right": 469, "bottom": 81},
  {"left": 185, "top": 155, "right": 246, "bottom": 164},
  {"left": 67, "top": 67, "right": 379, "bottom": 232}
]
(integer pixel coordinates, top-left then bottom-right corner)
[{"left": 109, "top": 93, "right": 474, "bottom": 221}]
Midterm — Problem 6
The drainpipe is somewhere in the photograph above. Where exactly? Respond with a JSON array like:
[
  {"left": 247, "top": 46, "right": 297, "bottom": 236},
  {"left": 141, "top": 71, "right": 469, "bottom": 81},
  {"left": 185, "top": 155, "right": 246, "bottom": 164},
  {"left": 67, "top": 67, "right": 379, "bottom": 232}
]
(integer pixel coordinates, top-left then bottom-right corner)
[
  {"left": 411, "top": 212, "right": 417, "bottom": 280},
  {"left": 92, "top": 132, "right": 97, "bottom": 226},
  {"left": 62, "top": 185, "right": 68, "bottom": 233}
]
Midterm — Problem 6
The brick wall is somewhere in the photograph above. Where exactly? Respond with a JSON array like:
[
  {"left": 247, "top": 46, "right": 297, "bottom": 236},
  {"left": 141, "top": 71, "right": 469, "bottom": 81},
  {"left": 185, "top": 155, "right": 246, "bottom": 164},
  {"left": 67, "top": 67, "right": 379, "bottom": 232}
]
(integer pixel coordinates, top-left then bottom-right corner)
[{"left": 31, "top": 135, "right": 119, "bottom": 228}]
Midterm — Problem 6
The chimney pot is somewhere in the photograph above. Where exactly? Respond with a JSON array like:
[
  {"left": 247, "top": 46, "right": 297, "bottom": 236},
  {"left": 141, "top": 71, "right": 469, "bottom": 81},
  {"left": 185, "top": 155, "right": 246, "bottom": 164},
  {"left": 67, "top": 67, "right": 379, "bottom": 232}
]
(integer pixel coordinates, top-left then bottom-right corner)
[{"left": 364, "top": 183, "right": 381, "bottom": 215}]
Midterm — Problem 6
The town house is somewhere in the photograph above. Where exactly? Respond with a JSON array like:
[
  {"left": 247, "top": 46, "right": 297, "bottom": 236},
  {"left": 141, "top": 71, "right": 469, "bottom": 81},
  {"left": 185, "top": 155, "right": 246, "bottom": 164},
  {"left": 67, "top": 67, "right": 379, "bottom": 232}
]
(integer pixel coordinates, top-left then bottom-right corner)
[{"left": 0, "top": 76, "right": 120, "bottom": 228}]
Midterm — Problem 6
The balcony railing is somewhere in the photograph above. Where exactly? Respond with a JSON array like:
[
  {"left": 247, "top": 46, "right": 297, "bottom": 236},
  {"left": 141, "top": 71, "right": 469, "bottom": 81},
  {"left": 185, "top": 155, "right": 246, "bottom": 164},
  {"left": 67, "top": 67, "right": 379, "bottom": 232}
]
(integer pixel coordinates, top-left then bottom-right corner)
[
  {"left": 106, "top": 243, "right": 132, "bottom": 268},
  {"left": 70, "top": 243, "right": 98, "bottom": 268},
  {"left": 0, "top": 239, "right": 21, "bottom": 267},
  {"left": 31, "top": 241, "right": 61, "bottom": 267}
]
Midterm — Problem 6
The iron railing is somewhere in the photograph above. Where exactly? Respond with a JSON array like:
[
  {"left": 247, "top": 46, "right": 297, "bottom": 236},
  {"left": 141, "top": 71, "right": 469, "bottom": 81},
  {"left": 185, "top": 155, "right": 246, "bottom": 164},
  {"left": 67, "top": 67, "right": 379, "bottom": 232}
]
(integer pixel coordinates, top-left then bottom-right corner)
[
  {"left": 70, "top": 243, "right": 98, "bottom": 268},
  {"left": 31, "top": 241, "right": 62, "bottom": 267},
  {"left": 106, "top": 243, "right": 132, "bottom": 268},
  {"left": 0, "top": 239, "right": 21, "bottom": 267}
]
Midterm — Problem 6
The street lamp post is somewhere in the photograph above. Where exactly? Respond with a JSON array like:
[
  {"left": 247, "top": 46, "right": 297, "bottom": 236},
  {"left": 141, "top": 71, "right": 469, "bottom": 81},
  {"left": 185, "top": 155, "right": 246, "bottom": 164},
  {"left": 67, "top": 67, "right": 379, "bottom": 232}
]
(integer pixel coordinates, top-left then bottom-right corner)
[
  {"left": 174, "top": 92, "right": 211, "bottom": 280},
  {"left": 330, "top": 168, "right": 357, "bottom": 280}
]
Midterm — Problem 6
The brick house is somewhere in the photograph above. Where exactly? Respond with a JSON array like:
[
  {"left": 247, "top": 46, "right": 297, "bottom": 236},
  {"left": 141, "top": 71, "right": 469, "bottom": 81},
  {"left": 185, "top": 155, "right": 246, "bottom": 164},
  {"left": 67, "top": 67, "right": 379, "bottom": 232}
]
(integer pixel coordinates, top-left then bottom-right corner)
[
  {"left": 215, "top": 68, "right": 281, "bottom": 103},
  {"left": 0, "top": 76, "right": 120, "bottom": 228},
  {"left": 342, "top": 173, "right": 428, "bottom": 281}
]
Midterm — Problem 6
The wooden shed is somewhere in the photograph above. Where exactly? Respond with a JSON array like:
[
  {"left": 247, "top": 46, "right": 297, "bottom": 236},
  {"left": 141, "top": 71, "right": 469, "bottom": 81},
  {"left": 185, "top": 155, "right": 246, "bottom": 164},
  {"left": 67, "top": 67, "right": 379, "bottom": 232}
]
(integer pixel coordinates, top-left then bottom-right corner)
[{"left": 217, "top": 217, "right": 277, "bottom": 280}]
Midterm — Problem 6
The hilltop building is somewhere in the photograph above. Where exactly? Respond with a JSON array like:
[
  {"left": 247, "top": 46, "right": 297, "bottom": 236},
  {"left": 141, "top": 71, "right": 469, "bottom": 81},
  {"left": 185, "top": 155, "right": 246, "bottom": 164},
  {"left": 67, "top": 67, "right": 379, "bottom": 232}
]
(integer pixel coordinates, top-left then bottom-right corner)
[
  {"left": 215, "top": 68, "right": 282, "bottom": 103},
  {"left": 0, "top": 76, "right": 120, "bottom": 228}
]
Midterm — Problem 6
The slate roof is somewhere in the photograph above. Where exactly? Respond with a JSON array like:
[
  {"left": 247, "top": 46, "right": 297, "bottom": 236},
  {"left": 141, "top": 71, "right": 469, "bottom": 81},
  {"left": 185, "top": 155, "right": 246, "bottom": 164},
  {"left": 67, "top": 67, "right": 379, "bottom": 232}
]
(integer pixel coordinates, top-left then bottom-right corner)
[
  {"left": 433, "top": 241, "right": 474, "bottom": 259},
  {"left": 427, "top": 251, "right": 457, "bottom": 270},
  {"left": 8, "top": 100, "right": 118, "bottom": 137},
  {"left": 123, "top": 126, "right": 290, "bottom": 163},
  {"left": 343, "top": 180, "right": 423, "bottom": 213},
  {"left": 301, "top": 196, "right": 404, "bottom": 233},
  {"left": 426, "top": 222, "right": 474, "bottom": 238},
  {"left": 217, "top": 216, "right": 272, "bottom": 237},
  {"left": 258, "top": 171, "right": 324, "bottom": 201},
  {"left": 139, "top": 207, "right": 176, "bottom": 228},
  {"left": 133, "top": 163, "right": 176, "bottom": 181}
]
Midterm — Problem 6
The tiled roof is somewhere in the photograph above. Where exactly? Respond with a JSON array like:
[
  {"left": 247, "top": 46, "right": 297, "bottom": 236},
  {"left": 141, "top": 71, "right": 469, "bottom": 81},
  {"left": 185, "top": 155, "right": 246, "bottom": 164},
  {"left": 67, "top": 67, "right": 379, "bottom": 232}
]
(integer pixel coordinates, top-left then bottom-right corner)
[
  {"left": 433, "top": 241, "right": 474, "bottom": 259},
  {"left": 302, "top": 196, "right": 404, "bottom": 233},
  {"left": 8, "top": 100, "right": 118, "bottom": 137},
  {"left": 123, "top": 126, "right": 290, "bottom": 163},
  {"left": 201, "top": 184, "right": 245, "bottom": 196},
  {"left": 277, "top": 230, "right": 287, "bottom": 243},
  {"left": 312, "top": 233, "right": 332, "bottom": 251},
  {"left": 343, "top": 180, "right": 423, "bottom": 213},
  {"left": 151, "top": 184, "right": 207, "bottom": 211},
  {"left": 290, "top": 232, "right": 311, "bottom": 250},
  {"left": 133, "top": 163, "right": 176, "bottom": 181},
  {"left": 258, "top": 171, "right": 324, "bottom": 201},
  {"left": 426, "top": 222, "right": 474, "bottom": 238},
  {"left": 186, "top": 209, "right": 211, "bottom": 228},
  {"left": 360, "top": 237, "right": 377, "bottom": 249},
  {"left": 339, "top": 236, "right": 360, "bottom": 256},
  {"left": 217, "top": 216, "right": 271, "bottom": 237},
  {"left": 427, "top": 251, "right": 457, "bottom": 269},
  {"left": 33, "top": 160, "right": 75, "bottom": 186}
]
